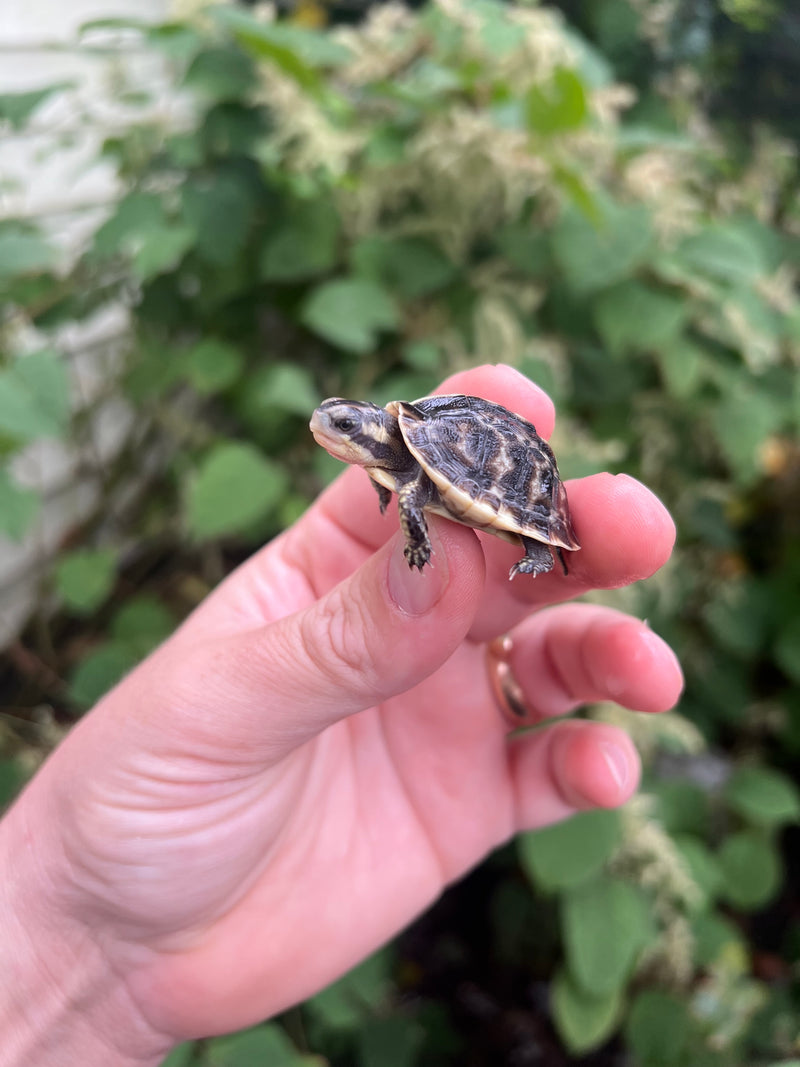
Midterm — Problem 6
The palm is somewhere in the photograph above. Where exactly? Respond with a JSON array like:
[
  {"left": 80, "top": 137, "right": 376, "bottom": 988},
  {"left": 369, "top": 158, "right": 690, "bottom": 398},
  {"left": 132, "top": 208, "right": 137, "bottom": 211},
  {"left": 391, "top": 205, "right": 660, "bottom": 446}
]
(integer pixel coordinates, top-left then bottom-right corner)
[{"left": 105, "top": 534, "right": 511, "bottom": 1038}]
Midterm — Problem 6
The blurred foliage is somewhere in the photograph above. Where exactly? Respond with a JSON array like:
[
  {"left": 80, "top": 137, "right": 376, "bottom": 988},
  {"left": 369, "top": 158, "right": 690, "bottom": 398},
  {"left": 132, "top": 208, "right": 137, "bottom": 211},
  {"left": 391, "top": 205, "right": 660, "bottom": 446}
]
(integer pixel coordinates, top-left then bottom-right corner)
[{"left": 1, "top": 0, "right": 799, "bottom": 1063}]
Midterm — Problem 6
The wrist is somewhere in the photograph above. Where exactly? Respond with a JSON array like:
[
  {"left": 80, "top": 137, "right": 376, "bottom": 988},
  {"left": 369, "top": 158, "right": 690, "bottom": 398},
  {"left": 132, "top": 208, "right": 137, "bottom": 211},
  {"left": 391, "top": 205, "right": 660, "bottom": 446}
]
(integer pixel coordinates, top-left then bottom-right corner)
[{"left": 0, "top": 786, "right": 171, "bottom": 1067}]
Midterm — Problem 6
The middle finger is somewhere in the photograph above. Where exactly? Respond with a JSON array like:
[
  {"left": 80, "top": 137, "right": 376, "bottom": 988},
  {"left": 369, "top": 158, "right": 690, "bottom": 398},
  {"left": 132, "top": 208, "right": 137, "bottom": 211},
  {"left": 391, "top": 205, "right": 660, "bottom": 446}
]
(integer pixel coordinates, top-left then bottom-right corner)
[{"left": 468, "top": 472, "right": 676, "bottom": 643}]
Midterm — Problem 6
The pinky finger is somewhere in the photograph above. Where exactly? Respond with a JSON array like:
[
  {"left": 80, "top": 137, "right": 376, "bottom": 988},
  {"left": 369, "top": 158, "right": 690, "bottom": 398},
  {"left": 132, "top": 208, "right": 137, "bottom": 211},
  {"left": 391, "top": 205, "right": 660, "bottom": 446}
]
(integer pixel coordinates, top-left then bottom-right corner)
[{"left": 508, "top": 719, "right": 640, "bottom": 831}]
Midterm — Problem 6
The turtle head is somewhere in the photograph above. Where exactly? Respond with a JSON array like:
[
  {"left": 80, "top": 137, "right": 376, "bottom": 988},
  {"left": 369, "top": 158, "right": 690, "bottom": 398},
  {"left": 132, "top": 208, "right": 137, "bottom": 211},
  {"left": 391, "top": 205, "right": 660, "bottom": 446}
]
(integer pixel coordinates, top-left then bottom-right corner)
[{"left": 310, "top": 398, "right": 408, "bottom": 470}]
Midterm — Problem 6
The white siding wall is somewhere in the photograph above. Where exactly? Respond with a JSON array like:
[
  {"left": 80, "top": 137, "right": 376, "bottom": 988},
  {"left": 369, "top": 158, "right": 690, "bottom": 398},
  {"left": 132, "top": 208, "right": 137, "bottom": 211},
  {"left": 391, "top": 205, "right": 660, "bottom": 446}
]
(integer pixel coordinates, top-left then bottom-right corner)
[{"left": 0, "top": 0, "right": 168, "bottom": 647}]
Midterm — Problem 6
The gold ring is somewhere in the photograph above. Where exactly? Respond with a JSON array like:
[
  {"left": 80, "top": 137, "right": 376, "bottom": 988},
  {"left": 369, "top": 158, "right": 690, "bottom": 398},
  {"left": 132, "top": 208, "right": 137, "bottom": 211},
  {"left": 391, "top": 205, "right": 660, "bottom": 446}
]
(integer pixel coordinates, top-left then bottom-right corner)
[{"left": 486, "top": 634, "right": 534, "bottom": 728}]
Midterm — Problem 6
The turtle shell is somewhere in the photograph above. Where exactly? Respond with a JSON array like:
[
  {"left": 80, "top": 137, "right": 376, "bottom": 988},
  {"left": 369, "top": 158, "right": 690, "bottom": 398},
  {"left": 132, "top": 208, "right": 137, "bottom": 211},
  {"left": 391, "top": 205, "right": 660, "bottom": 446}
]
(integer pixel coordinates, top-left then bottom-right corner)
[{"left": 387, "top": 394, "right": 580, "bottom": 551}]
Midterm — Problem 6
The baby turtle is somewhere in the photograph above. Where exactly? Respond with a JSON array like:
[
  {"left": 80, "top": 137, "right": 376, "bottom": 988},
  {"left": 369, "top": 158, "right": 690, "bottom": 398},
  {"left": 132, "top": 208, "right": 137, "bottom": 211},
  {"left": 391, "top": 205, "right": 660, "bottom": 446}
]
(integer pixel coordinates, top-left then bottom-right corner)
[{"left": 310, "top": 393, "right": 580, "bottom": 579}]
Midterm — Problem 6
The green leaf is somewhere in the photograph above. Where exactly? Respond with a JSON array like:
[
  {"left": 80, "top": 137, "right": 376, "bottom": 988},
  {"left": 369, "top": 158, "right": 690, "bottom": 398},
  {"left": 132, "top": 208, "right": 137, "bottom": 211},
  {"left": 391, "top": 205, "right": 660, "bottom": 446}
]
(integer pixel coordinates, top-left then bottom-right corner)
[
  {"left": 551, "top": 200, "right": 653, "bottom": 294},
  {"left": 650, "top": 780, "right": 710, "bottom": 836},
  {"left": 0, "top": 83, "right": 72, "bottom": 129},
  {"left": 212, "top": 11, "right": 324, "bottom": 92},
  {"left": 593, "top": 282, "right": 688, "bottom": 355},
  {"left": 357, "top": 1016, "right": 425, "bottom": 1067},
  {"left": 0, "top": 469, "right": 40, "bottom": 540},
  {"left": 525, "top": 67, "right": 588, "bottom": 135},
  {"left": 144, "top": 22, "right": 203, "bottom": 62},
  {"left": 183, "top": 46, "right": 257, "bottom": 102},
  {"left": 677, "top": 223, "right": 770, "bottom": 285},
  {"left": 691, "top": 911, "right": 746, "bottom": 968},
  {"left": 132, "top": 223, "right": 195, "bottom": 282},
  {"left": 306, "top": 949, "right": 393, "bottom": 1031},
  {"left": 0, "top": 78, "right": 62, "bottom": 125},
  {"left": 159, "top": 1042, "right": 195, "bottom": 1067},
  {"left": 0, "top": 349, "right": 71, "bottom": 444},
  {"left": 68, "top": 642, "right": 139, "bottom": 709},
  {"left": 625, "top": 990, "right": 690, "bottom": 1067},
  {"left": 774, "top": 615, "right": 800, "bottom": 685},
  {"left": 0, "top": 758, "right": 28, "bottom": 809},
  {"left": 711, "top": 380, "right": 783, "bottom": 484},
  {"left": 186, "top": 442, "right": 289, "bottom": 539},
  {"left": 653, "top": 339, "right": 707, "bottom": 399},
  {"left": 717, "top": 832, "right": 782, "bottom": 910},
  {"left": 724, "top": 766, "right": 800, "bottom": 828},
  {"left": 553, "top": 163, "right": 602, "bottom": 222},
  {"left": 402, "top": 341, "right": 441, "bottom": 372},
  {"left": 0, "top": 223, "right": 57, "bottom": 280},
  {"left": 79, "top": 16, "right": 150, "bottom": 34},
  {"left": 301, "top": 278, "right": 399, "bottom": 353},
  {"left": 206, "top": 1022, "right": 321, "bottom": 1066},
  {"left": 182, "top": 339, "right": 244, "bottom": 395},
  {"left": 55, "top": 548, "right": 117, "bottom": 615},
  {"left": 672, "top": 834, "right": 722, "bottom": 907},
  {"left": 351, "top": 237, "right": 456, "bottom": 299},
  {"left": 215, "top": 9, "right": 351, "bottom": 68},
  {"left": 181, "top": 170, "right": 256, "bottom": 268},
  {"left": 552, "top": 967, "right": 622, "bottom": 1054},
  {"left": 250, "top": 362, "right": 321, "bottom": 416},
  {"left": 701, "top": 577, "right": 772, "bottom": 659},
  {"left": 562, "top": 876, "right": 653, "bottom": 995},
  {"left": 92, "top": 192, "right": 165, "bottom": 259},
  {"left": 493, "top": 225, "right": 551, "bottom": 276},
  {"left": 110, "top": 597, "right": 175, "bottom": 653},
  {"left": 518, "top": 809, "right": 621, "bottom": 892},
  {"left": 260, "top": 198, "right": 340, "bottom": 281}
]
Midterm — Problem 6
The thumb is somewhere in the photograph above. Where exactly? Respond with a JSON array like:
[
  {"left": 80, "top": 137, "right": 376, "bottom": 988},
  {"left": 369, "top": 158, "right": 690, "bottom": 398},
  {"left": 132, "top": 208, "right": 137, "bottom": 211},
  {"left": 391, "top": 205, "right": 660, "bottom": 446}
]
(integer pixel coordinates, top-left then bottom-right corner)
[{"left": 158, "top": 517, "right": 485, "bottom": 759}]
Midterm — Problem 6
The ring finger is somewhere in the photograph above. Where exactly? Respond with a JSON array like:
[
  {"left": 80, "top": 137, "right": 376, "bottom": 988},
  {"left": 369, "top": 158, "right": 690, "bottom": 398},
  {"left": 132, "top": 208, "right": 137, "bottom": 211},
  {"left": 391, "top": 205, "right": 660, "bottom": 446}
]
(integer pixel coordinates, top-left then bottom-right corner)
[{"left": 484, "top": 602, "right": 683, "bottom": 730}]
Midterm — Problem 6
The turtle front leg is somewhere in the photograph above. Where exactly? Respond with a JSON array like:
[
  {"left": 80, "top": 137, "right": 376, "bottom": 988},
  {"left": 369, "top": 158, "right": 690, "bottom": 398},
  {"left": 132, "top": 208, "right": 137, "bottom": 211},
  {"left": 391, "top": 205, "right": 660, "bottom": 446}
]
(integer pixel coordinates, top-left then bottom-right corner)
[
  {"left": 397, "top": 475, "right": 435, "bottom": 571},
  {"left": 509, "top": 536, "right": 556, "bottom": 580},
  {"left": 369, "top": 476, "right": 392, "bottom": 515}
]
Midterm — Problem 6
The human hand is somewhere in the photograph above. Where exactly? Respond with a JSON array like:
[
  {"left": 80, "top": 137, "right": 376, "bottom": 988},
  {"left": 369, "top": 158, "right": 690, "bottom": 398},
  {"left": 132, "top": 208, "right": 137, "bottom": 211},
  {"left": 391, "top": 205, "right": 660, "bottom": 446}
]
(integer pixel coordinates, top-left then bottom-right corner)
[{"left": 0, "top": 365, "right": 682, "bottom": 1065}]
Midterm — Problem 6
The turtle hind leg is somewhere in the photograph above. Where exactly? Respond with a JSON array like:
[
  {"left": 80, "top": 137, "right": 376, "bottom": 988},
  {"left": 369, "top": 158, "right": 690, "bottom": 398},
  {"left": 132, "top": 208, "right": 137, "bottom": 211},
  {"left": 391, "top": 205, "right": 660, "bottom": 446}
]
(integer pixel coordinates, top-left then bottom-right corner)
[
  {"left": 397, "top": 475, "right": 435, "bottom": 571},
  {"left": 509, "top": 536, "right": 556, "bottom": 580}
]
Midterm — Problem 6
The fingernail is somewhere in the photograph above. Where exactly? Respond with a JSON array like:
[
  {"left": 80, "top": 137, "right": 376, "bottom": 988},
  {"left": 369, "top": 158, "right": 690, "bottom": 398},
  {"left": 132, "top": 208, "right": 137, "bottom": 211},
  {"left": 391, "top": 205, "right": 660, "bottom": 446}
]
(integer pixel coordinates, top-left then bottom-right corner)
[
  {"left": 387, "top": 530, "right": 448, "bottom": 616},
  {"left": 640, "top": 625, "right": 685, "bottom": 692},
  {"left": 600, "top": 741, "right": 630, "bottom": 793}
]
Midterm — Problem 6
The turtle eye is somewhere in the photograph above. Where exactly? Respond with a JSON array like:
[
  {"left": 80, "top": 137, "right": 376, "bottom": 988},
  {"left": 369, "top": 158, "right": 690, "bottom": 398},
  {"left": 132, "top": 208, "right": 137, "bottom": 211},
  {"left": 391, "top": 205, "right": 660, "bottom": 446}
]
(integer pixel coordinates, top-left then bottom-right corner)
[{"left": 333, "top": 417, "right": 357, "bottom": 434}]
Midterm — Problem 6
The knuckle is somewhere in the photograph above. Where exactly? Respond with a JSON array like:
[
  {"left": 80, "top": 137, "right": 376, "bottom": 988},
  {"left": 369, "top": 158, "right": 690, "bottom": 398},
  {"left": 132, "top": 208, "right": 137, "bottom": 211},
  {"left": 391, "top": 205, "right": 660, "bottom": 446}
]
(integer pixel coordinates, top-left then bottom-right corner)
[{"left": 301, "top": 585, "right": 385, "bottom": 699}]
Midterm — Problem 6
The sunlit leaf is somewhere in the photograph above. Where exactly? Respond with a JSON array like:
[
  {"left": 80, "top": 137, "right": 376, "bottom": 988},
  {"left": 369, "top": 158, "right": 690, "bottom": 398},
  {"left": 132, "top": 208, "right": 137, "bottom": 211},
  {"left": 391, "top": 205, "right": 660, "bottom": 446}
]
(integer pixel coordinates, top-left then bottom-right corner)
[{"left": 526, "top": 67, "right": 588, "bottom": 135}]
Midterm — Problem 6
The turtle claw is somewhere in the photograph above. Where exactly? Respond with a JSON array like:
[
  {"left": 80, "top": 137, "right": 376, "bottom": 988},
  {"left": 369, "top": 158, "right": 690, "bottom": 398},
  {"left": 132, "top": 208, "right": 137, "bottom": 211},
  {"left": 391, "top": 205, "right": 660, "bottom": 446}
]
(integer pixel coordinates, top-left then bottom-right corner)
[
  {"left": 404, "top": 543, "right": 431, "bottom": 571},
  {"left": 509, "top": 539, "right": 556, "bottom": 580}
]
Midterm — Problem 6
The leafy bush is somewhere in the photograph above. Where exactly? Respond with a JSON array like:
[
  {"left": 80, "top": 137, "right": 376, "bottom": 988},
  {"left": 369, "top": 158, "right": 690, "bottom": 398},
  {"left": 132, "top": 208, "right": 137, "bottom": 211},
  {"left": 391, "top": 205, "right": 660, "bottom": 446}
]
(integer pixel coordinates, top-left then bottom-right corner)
[{"left": 1, "top": 1, "right": 798, "bottom": 1063}]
